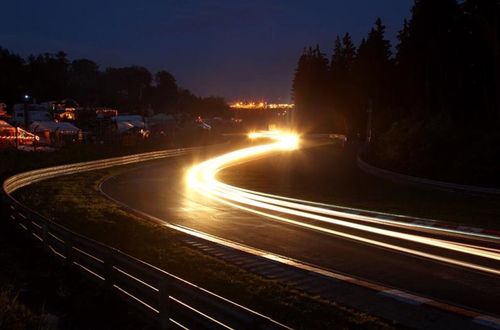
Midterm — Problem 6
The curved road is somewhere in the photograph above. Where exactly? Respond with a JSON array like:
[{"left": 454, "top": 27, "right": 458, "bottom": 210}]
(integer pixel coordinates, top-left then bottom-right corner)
[{"left": 101, "top": 137, "right": 500, "bottom": 316}]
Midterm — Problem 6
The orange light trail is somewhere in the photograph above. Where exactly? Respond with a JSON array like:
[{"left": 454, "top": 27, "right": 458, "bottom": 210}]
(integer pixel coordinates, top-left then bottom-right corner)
[{"left": 186, "top": 131, "right": 500, "bottom": 275}]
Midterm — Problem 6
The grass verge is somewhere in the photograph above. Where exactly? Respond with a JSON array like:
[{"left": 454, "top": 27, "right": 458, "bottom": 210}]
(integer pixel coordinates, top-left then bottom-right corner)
[
  {"left": 0, "top": 201, "right": 154, "bottom": 330},
  {"left": 219, "top": 144, "right": 500, "bottom": 229},
  {"left": 13, "top": 159, "right": 393, "bottom": 330}
]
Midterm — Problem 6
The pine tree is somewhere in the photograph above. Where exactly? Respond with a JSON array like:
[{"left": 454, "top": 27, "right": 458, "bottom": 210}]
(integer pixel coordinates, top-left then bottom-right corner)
[
  {"left": 354, "top": 18, "right": 394, "bottom": 134},
  {"left": 330, "top": 33, "right": 357, "bottom": 135},
  {"left": 462, "top": 0, "right": 500, "bottom": 124},
  {"left": 396, "top": 0, "right": 462, "bottom": 116},
  {"left": 292, "top": 45, "right": 330, "bottom": 132}
]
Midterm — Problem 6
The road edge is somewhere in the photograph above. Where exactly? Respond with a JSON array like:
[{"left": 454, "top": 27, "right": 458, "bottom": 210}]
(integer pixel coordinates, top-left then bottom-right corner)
[{"left": 99, "top": 166, "right": 500, "bottom": 330}]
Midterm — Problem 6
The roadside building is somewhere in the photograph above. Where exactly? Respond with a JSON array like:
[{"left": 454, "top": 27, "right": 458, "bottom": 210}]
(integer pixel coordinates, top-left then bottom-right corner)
[
  {"left": 94, "top": 108, "right": 119, "bottom": 143},
  {"left": 0, "top": 120, "right": 38, "bottom": 150},
  {"left": 0, "top": 120, "right": 16, "bottom": 149},
  {"left": 113, "top": 114, "right": 149, "bottom": 145},
  {"left": 30, "top": 121, "right": 81, "bottom": 147},
  {"left": 41, "top": 99, "right": 80, "bottom": 122},
  {"left": 10, "top": 104, "right": 52, "bottom": 127},
  {"left": 146, "top": 113, "right": 176, "bottom": 137},
  {"left": 0, "top": 103, "right": 9, "bottom": 120}
]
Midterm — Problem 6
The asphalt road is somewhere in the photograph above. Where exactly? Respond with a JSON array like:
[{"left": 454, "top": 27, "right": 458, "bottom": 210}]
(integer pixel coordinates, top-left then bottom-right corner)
[{"left": 100, "top": 142, "right": 500, "bottom": 316}]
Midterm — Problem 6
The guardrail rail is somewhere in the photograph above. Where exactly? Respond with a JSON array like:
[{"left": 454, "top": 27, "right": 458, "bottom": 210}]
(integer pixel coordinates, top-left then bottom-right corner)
[{"left": 2, "top": 147, "right": 290, "bottom": 330}]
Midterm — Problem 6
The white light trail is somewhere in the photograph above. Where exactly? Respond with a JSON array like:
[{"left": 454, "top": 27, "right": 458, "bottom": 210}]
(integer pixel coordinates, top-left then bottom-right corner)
[{"left": 186, "top": 131, "right": 500, "bottom": 275}]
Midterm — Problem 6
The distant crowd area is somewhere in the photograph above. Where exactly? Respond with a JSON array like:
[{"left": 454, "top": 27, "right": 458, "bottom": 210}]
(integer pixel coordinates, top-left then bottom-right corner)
[{"left": 0, "top": 48, "right": 243, "bottom": 151}]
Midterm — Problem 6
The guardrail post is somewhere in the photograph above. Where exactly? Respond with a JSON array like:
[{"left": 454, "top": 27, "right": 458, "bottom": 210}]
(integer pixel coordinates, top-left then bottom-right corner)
[
  {"left": 42, "top": 221, "right": 49, "bottom": 252},
  {"left": 159, "top": 280, "right": 171, "bottom": 330},
  {"left": 64, "top": 231, "right": 74, "bottom": 264},
  {"left": 22, "top": 212, "right": 31, "bottom": 232},
  {"left": 5, "top": 202, "right": 13, "bottom": 222},
  {"left": 103, "top": 251, "right": 114, "bottom": 289}
]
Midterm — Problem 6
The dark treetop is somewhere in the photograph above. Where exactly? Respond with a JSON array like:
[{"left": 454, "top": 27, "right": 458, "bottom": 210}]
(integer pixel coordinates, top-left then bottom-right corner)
[{"left": 0, "top": 0, "right": 412, "bottom": 102}]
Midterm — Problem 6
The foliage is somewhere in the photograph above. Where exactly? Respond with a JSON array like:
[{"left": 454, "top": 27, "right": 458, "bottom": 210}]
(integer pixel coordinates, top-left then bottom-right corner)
[
  {"left": 0, "top": 288, "right": 47, "bottom": 330},
  {"left": 369, "top": 113, "right": 500, "bottom": 186},
  {"left": 292, "top": 0, "right": 500, "bottom": 134},
  {"left": 0, "top": 49, "right": 229, "bottom": 118},
  {"left": 292, "top": 0, "right": 500, "bottom": 183}
]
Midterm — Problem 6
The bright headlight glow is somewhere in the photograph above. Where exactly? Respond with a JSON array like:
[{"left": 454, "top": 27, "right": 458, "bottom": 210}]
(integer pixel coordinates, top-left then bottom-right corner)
[{"left": 186, "top": 131, "right": 500, "bottom": 276}]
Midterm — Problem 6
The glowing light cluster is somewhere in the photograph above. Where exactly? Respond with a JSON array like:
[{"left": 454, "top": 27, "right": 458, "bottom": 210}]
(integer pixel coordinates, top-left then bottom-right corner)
[
  {"left": 230, "top": 101, "right": 294, "bottom": 110},
  {"left": 0, "top": 126, "right": 40, "bottom": 141},
  {"left": 186, "top": 131, "right": 500, "bottom": 275},
  {"left": 0, "top": 135, "right": 39, "bottom": 141}
]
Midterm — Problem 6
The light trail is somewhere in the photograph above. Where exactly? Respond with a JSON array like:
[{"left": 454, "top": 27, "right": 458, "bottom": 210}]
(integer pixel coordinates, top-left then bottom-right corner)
[{"left": 186, "top": 131, "right": 500, "bottom": 275}]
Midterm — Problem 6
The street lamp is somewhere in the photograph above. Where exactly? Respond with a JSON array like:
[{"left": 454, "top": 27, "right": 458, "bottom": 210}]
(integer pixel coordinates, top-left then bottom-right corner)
[
  {"left": 366, "top": 100, "right": 373, "bottom": 144},
  {"left": 23, "top": 93, "right": 30, "bottom": 128}
]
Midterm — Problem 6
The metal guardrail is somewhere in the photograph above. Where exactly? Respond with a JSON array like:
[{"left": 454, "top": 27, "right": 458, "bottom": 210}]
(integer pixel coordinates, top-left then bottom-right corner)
[
  {"left": 2, "top": 147, "right": 290, "bottom": 330},
  {"left": 357, "top": 152, "right": 500, "bottom": 195}
]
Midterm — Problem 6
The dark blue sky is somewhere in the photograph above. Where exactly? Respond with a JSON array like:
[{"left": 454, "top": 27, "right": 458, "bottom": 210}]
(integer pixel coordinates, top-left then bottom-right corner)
[{"left": 0, "top": 0, "right": 413, "bottom": 102}]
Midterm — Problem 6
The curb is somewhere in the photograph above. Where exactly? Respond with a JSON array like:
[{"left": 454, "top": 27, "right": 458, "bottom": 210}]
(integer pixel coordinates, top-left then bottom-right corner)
[
  {"left": 356, "top": 154, "right": 500, "bottom": 239},
  {"left": 364, "top": 211, "right": 500, "bottom": 239},
  {"left": 174, "top": 227, "right": 500, "bottom": 330},
  {"left": 101, "top": 183, "right": 500, "bottom": 330}
]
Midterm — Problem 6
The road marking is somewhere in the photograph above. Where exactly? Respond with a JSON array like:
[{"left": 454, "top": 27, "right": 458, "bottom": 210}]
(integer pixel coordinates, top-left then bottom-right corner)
[
  {"left": 376, "top": 215, "right": 394, "bottom": 220},
  {"left": 474, "top": 315, "right": 500, "bottom": 329},
  {"left": 379, "top": 289, "right": 432, "bottom": 305},
  {"left": 457, "top": 226, "right": 483, "bottom": 233}
]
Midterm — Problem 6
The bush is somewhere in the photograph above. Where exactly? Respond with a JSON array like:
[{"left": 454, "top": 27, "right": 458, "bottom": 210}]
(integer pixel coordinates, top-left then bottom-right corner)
[
  {"left": 0, "top": 288, "right": 47, "bottom": 330},
  {"left": 368, "top": 114, "right": 500, "bottom": 186}
]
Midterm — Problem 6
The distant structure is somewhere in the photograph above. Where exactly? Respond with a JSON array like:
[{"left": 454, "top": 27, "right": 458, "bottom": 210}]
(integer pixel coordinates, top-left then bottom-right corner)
[
  {"left": 229, "top": 101, "right": 294, "bottom": 130},
  {"left": 230, "top": 101, "right": 294, "bottom": 110}
]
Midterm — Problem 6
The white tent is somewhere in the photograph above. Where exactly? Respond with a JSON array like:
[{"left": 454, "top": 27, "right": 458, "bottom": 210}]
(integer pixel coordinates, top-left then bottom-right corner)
[
  {"left": 113, "top": 115, "right": 148, "bottom": 134},
  {"left": 116, "top": 121, "right": 136, "bottom": 134},
  {"left": 30, "top": 121, "right": 80, "bottom": 135},
  {"left": 115, "top": 115, "right": 145, "bottom": 128},
  {"left": 0, "top": 120, "right": 14, "bottom": 131}
]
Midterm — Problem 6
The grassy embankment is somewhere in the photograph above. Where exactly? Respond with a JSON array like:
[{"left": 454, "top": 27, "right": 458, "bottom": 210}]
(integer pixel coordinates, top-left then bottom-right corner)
[
  {"left": 366, "top": 115, "right": 500, "bottom": 188},
  {"left": 0, "top": 209, "right": 152, "bottom": 330},
  {"left": 219, "top": 144, "right": 500, "bottom": 229},
  {"left": 0, "top": 130, "right": 222, "bottom": 329},
  {"left": 11, "top": 159, "right": 393, "bottom": 329}
]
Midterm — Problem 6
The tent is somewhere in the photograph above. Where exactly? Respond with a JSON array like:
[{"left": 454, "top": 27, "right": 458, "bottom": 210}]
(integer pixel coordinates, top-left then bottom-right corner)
[
  {"left": 113, "top": 115, "right": 148, "bottom": 136},
  {"left": 30, "top": 121, "right": 81, "bottom": 146},
  {"left": 116, "top": 121, "right": 136, "bottom": 134},
  {"left": 30, "top": 121, "right": 80, "bottom": 135},
  {"left": 0, "top": 121, "right": 16, "bottom": 148},
  {"left": 0, "top": 120, "right": 14, "bottom": 132},
  {"left": 114, "top": 115, "right": 146, "bottom": 129},
  {"left": 0, "top": 120, "right": 38, "bottom": 149}
]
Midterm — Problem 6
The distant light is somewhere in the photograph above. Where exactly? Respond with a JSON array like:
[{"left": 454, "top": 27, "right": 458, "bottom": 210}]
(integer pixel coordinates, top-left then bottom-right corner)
[
  {"left": 230, "top": 101, "right": 294, "bottom": 110},
  {"left": 185, "top": 131, "right": 500, "bottom": 276},
  {"left": 24, "top": 94, "right": 30, "bottom": 100}
]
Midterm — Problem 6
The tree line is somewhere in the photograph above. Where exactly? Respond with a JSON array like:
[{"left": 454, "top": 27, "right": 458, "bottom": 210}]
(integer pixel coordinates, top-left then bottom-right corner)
[
  {"left": 292, "top": 0, "right": 500, "bottom": 139},
  {"left": 0, "top": 49, "right": 229, "bottom": 118}
]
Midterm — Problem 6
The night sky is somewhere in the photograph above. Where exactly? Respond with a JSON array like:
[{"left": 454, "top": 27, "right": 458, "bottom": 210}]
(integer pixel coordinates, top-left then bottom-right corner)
[{"left": 0, "top": 1, "right": 413, "bottom": 102}]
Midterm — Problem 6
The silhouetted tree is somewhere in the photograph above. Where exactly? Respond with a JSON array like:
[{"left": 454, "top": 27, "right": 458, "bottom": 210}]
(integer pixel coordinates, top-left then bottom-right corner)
[
  {"left": 102, "top": 66, "right": 152, "bottom": 112},
  {"left": 152, "top": 70, "right": 178, "bottom": 114},
  {"left": 462, "top": 0, "right": 500, "bottom": 124},
  {"left": 67, "top": 59, "right": 101, "bottom": 106},
  {"left": 0, "top": 47, "right": 25, "bottom": 105},
  {"left": 292, "top": 45, "right": 330, "bottom": 132},
  {"left": 354, "top": 18, "right": 394, "bottom": 133},
  {"left": 330, "top": 33, "right": 357, "bottom": 134},
  {"left": 0, "top": 46, "right": 230, "bottom": 119},
  {"left": 396, "top": 0, "right": 462, "bottom": 117},
  {"left": 26, "top": 51, "right": 69, "bottom": 101}
]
